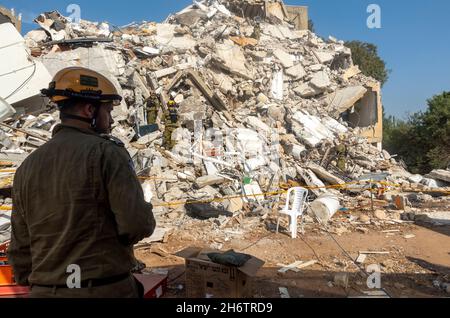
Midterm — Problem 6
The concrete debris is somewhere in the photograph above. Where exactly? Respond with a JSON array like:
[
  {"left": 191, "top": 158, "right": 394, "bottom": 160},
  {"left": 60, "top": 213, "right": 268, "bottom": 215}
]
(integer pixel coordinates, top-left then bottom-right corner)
[
  {"left": 425, "top": 169, "right": 450, "bottom": 184},
  {"left": 195, "top": 175, "right": 226, "bottom": 188},
  {"left": 285, "top": 64, "right": 306, "bottom": 80},
  {"left": 327, "top": 86, "right": 368, "bottom": 115},
  {"left": 313, "top": 50, "right": 335, "bottom": 64},
  {"left": 273, "top": 48, "right": 295, "bottom": 68},
  {"left": 310, "top": 71, "right": 331, "bottom": 90},
  {"left": 0, "top": 0, "right": 447, "bottom": 244},
  {"left": 0, "top": 23, "right": 52, "bottom": 110}
]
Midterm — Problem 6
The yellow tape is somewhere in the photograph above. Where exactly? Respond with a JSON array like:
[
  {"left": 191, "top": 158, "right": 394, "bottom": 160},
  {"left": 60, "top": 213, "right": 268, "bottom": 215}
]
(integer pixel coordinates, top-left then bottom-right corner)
[{"left": 148, "top": 177, "right": 449, "bottom": 208}]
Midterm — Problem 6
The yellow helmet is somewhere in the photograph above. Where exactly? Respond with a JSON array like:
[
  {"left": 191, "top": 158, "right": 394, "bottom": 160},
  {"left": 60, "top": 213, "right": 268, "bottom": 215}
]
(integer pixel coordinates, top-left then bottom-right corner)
[{"left": 41, "top": 67, "right": 122, "bottom": 106}]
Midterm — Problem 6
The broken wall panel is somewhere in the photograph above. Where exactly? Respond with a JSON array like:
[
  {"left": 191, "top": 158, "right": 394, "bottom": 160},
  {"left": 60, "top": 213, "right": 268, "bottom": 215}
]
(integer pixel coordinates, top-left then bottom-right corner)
[
  {"left": 0, "top": 23, "right": 52, "bottom": 110},
  {"left": 285, "top": 5, "right": 308, "bottom": 30}
]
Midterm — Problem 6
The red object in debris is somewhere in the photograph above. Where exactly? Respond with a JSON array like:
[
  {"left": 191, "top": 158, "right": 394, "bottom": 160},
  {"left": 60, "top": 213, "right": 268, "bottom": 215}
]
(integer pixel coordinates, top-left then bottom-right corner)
[
  {"left": 0, "top": 240, "right": 30, "bottom": 298},
  {"left": 133, "top": 273, "right": 167, "bottom": 298},
  {"left": 0, "top": 285, "right": 30, "bottom": 298}
]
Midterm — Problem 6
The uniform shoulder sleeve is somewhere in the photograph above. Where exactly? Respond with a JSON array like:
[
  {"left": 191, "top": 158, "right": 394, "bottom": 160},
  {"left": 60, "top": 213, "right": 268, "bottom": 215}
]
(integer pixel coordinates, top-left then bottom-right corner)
[{"left": 99, "top": 141, "right": 156, "bottom": 245}]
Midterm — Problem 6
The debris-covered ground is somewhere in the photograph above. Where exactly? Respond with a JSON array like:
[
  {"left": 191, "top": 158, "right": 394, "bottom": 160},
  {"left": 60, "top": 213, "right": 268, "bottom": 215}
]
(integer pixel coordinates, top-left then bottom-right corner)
[{"left": 0, "top": 0, "right": 449, "bottom": 298}]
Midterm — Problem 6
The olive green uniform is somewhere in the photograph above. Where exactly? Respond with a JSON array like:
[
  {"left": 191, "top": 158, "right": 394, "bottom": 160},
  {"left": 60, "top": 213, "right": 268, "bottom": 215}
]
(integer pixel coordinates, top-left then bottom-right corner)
[
  {"left": 335, "top": 144, "right": 347, "bottom": 171},
  {"left": 252, "top": 23, "right": 261, "bottom": 40},
  {"left": 8, "top": 124, "right": 156, "bottom": 298},
  {"left": 162, "top": 101, "right": 179, "bottom": 150},
  {"left": 146, "top": 95, "right": 160, "bottom": 125}
]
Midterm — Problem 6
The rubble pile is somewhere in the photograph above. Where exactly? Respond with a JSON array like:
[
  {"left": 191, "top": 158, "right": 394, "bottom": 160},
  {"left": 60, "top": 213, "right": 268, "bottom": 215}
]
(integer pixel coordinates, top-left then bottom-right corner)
[{"left": 0, "top": 0, "right": 449, "bottom": 244}]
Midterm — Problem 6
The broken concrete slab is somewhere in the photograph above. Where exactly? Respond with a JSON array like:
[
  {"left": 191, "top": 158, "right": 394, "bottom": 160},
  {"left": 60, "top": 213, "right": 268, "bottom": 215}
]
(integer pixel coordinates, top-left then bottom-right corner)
[
  {"left": 293, "top": 83, "right": 322, "bottom": 98},
  {"left": 273, "top": 48, "right": 295, "bottom": 68},
  {"left": 310, "top": 71, "right": 331, "bottom": 90},
  {"left": 425, "top": 170, "right": 450, "bottom": 184},
  {"left": 0, "top": 97, "right": 16, "bottom": 122},
  {"left": 0, "top": 23, "right": 52, "bottom": 106},
  {"left": 262, "top": 23, "right": 300, "bottom": 40},
  {"left": 246, "top": 116, "right": 271, "bottom": 134},
  {"left": 155, "top": 23, "right": 197, "bottom": 51},
  {"left": 342, "top": 65, "right": 361, "bottom": 81},
  {"left": 307, "top": 163, "right": 345, "bottom": 185},
  {"left": 194, "top": 175, "right": 226, "bottom": 189},
  {"left": 313, "top": 50, "right": 334, "bottom": 64},
  {"left": 326, "top": 86, "right": 368, "bottom": 115},
  {"left": 215, "top": 40, "right": 252, "bottom": 79},
  {"left": 285, "top": 64, "right": 306, "bottom": 80},
  {"left": 175, "top": 8, "right": 207, "bottom": 26}
]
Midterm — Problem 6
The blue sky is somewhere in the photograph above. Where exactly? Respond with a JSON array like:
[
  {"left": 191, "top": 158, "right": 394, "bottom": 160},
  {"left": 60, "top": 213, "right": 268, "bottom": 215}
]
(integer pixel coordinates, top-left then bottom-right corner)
[{"left": 2, "top": 0, "right": 449, "bottom": 118}]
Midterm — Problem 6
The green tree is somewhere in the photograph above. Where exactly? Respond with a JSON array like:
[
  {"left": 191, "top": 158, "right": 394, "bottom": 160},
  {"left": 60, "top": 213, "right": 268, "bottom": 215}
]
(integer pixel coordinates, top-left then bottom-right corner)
[
  {"left": 383, "top": 92, "right": 450, "bottom": 174},
  {"left": 345, "top": 41, "right": 390, "bottom": 87}
]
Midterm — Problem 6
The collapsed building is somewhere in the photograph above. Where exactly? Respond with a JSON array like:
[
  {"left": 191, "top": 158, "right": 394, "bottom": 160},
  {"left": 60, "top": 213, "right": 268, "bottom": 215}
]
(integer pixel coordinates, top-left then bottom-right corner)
[
  {"left": 0, "top": 6, "right": 21, "bottom": 33},
  {"left": 0, "top": 0, "right": 448, "bottom": 245}
]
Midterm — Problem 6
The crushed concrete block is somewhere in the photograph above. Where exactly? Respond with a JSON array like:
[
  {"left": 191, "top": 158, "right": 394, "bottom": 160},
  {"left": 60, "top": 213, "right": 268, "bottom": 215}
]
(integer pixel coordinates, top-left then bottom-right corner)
[
  {"left": 342, "top": 65, "right": 361, "bottom": 81},
  {"left": 283, "top": 144, "right": 306, "bottom": 160},
  {"left": 327, "top": 86, "right": 368, "bottom": 115},
  {"left": 175, "top": 9, "right": 207, "bottom": 26},
  {"left": 293, "top": 83, "right": 323, "bottom": 98},
  {"left": 374, "top": 210, "right": 387, "bottom": 220},
  {"left": 273, "top": 49, "right": 295, "bottom": 68},
  {"left": 313, "top": 50, "right": 335, "bottom": 64},
  {"left": 24, "top": 29, "right": 49, "bottom": 45},
  {"left": 155, "top": 23, "right": 196, "bottom": 51},
  {"left": 154, "top": 67, "right": 177, "bottom": 78},
  {"left": 310, "top": 71, "right": 331, "bottom": 90},
  {"left": 246, "top": 116, "right": 271, "bottom": 134},
  {"left": 262, "top": 23, "right": 300, "bottom": 40},
  {"left": 215, "top": 40, "right": 252, "bottom": 79},
  {"left": 285, "top": 64, "right": 306, "bottom": 80},
  {"left": 307, "top": 163, "right": 345, "bottom": 185},
  {"left": 0, "top": 97, "right": 16, "bottom": 122},
  {"left": 257, "top": 93, "right": 269, "bottom": 104},
  {"left": 425, "top": 170, "right": 450, "bottom": 184},
  {"left": 195, "top": 175, "right": 226, "bottom": 188},
  {"left": 267, "top": 104, "right": 286, "bottom": 122},
  {"left": 309, "top": 64, "right": 323, "bottom": 71},
  {"left": 0, "top": 23, "right": 52, "bottom": 106}
]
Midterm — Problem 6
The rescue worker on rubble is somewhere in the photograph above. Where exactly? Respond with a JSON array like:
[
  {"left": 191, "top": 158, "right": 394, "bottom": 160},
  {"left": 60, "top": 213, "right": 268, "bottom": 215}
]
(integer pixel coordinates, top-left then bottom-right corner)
[
  {"left": 162, "top": 95, "right": 179, "bottom": 150},
  {"left": 252, "top": 19, "right": 261, "bottom": 41},
  {"left": 335, "top": 134, "right": 348, "bottom": 172},
  {"left": 8, "top": 67, "right": 156, "bottom": 298},
  {"left": 146, "top": 92, "right": 160, "bottom": 125}
]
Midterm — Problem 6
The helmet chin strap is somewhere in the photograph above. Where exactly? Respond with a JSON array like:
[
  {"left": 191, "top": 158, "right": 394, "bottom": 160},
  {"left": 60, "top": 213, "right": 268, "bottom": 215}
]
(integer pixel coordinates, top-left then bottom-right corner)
[{"left": 61, "top": 104, "right": 102, "bottom": 132}]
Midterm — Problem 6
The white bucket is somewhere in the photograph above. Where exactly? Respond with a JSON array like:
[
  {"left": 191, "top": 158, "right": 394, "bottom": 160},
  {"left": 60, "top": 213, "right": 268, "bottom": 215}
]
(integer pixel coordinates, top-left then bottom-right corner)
[{"left": 310, "top": 194, "right": 341, "bottom": 223}]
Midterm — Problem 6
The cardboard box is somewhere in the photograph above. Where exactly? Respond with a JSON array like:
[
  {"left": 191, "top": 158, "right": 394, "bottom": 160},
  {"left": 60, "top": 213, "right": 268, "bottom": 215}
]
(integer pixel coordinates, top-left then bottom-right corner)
[
  {"left": 133, "top": 273, "right": 167, "bottom": 298},
  {"left": 176, "top": 247, "right": 264, "bottom": 298}
]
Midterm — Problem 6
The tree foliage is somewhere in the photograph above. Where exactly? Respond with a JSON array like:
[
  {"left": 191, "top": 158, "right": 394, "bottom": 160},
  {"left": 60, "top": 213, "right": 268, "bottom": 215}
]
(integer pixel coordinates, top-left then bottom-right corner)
[
  {"left": 383, "top": 92, "right": 450, "bottom": 174},
  {"left": 345, "top": 41, "right": 390, "bottom": 87}
]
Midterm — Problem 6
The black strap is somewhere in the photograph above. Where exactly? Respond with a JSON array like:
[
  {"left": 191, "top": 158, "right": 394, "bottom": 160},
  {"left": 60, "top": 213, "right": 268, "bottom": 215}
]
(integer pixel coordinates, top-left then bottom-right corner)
[
  {"left": 42, "top": 88, "right": 122, "bottom": 102},
  {"left": 32, "top": 273, "right": 130, "bottom": 289}
]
